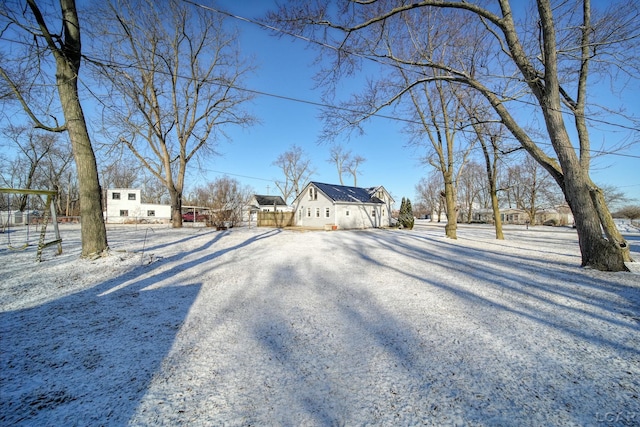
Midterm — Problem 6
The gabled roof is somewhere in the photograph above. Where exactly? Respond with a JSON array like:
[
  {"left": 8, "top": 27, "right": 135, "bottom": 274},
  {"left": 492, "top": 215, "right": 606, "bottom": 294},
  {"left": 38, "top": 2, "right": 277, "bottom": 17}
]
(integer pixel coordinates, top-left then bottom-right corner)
[
  {"left": 311, "top": 182, "right": 386, "bottom": 204},
  {"left": 254, "top": 195, "right": 287, "bottom": 206}
]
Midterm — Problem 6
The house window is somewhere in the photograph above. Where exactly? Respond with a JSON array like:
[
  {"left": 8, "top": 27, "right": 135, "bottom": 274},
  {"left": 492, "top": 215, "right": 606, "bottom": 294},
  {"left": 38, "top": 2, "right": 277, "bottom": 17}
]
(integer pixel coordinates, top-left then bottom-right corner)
[
  {"left": 299, "top": 209, "right": 302, "bottom": 220},
  {"left": 147, "top": 210, "right": 155, "bottom": 217},
  {"left": 112, "top": 192, "right": 121, "bottom": 200},
  {"left": 120, "top": 210, "right": 128, "bottom": 217},
  {"left": 309, "top": 187, "right": 315, "bottom": 200},
  {"left": 315, "top": 208, "right": 320, "bottom": 217},
  {"left": 325, "top": 207, "right": 330, "bottom": 218},
  {"left": 307, "top": 207, "right": 311, "bottom": 217},
  {"left": 128, "top": 193, "right": 136, "bottom": 200},
  {"left": 382, "top": 209, "right": 385, "bottom": 217},
  {"left": 346, "top": 210, "right": 350, "bottom": 216},
  {"left": 372, "top": 209, "right": 376, "bottom": 217}
]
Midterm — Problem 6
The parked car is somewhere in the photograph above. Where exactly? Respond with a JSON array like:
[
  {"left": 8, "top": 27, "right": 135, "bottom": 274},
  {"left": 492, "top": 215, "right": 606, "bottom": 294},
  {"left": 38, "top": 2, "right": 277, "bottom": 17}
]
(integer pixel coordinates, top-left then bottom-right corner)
[{"left": 182, "top": 212, "right": 207, "bottom": 222}]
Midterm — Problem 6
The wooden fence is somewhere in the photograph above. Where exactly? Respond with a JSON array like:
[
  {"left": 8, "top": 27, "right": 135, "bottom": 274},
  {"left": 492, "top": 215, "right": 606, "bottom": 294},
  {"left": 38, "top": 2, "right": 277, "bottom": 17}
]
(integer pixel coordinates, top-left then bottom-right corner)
[{"left": 257, "top": 211, "right": 295, "bottom": 227}]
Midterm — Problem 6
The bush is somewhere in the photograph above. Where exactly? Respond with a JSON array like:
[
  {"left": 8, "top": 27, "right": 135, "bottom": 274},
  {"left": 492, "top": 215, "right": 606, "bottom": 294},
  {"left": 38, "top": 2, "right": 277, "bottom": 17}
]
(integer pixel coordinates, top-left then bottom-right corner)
[{"left": 614, "top": 205, "right": 640, "bottom": 220}]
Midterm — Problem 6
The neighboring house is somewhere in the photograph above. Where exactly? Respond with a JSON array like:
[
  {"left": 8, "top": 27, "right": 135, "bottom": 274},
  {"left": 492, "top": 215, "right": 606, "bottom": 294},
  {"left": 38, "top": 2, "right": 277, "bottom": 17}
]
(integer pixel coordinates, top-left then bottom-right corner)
[
  {"left": 292, "top": 181, "right": 394, "bottom": 229},
  {"left": 471, "top": 206, "right": 574, "bottom": 226},
  {"left": 470, "top": 208, "right": 495, "bottom": 224},
  {"left": 250, "top": 195, "right": 289, "bottom": 212},
  {"left": 245, "top": 194, "right": 289, "bottom": 224},
  {"left": 534, "top": 205, "right": 574, "bottom": 226},
  {"left": 500, "top": 208, "right": 528, "bottom": 225},
  {"left": 105, "top": 189, "right": 171, "bottom": 223}
]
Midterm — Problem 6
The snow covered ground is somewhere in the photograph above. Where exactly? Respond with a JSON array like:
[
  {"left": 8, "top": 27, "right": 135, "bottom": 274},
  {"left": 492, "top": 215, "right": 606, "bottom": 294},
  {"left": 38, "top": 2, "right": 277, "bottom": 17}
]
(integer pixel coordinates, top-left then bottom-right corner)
[{"left": 1, "top": 221, "right": 639, "bottom": 426}]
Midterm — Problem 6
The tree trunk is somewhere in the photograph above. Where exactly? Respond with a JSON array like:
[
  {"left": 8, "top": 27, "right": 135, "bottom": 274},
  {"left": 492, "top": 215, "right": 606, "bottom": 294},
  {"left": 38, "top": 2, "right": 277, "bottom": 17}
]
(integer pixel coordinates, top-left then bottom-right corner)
[
  {"left": 489, "top": 184, "right": 504, "bottom": 240},
  {"left": 50, "top": 0, "right": 108, "bottom": 257},
  {"left": 57, "top": 62, "right": 108, "bottom": 255},
  {"left": 563, "top": 175, "right": 627, "bottom": 270},
  {"left": 546, "top": 123, "right": 629, "bottom": 270},
  {"left": 169, "top": 187, "right": 183, "bottom": 228},
  {"left": 443, "top": 178, "right": 457, "bottom": 239},
  {"left": 518, "top": 0, "right": 628, "bottom": 271}
]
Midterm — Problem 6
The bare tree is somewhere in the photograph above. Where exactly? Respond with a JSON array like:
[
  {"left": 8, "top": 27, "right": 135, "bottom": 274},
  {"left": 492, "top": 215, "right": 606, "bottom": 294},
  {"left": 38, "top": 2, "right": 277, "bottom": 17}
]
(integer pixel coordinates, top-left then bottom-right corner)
[
  {"left": 345, "top": 154, "right": 366, "bottom": 187},
  {"left": 327, "top": 144, "right": 366, "bottom": 186},
  {"left": 600, "top": 184, "right": 631, "bottom": 211},
  {"left": 139, "top": 171, "right": 168, "bottom": 204},
  {"left": 91, "top": 0, "right": 255, "bottom": 228},
  {"left": 614, "top": 206, "right": 640, "bottom": 221},
  {"left": 59, "top": 168, "right": 79, "bottom": 217},
  {"left": 457, "top": 162, "right": 485, "bottom": 224},
  {"left": 268, "top": 0, "right": 639, "bottom": 270},
  {"left": 505, "top": 156, "right": 561, "bottom": 226},
  {"left": 1, "top": 125, "right": 54, "bottom": 208},
  {"left": 100, "top": 157, "right": 141, "bottom": 190},
  {"left": 273, "top": 144, "right": 315, "bottom": 204},
  {"left": 406, "top": 80, "right": 475, "bottom": 238},
  {"left": 327, "top": 144, "right": 350, "bottom": 185},
  {"left": 208, "top": 177, "right": 252, "bottom": 228},
  {"left": 462, "top": 102, "right": 518, "bottom": 239},
  {"left": 1, "top": 0, "right": 108, "bottom": 257},
  {"left": 42, "top": 140, "right": 75, "bottom": 215},
  {"left": 189, "top": 177, "right": 251, "bottom": 228},
  {"left": 2, "top": 124, "right": 77, "bottom": 215},
  {"left": 415, "top": 171, "right": 444, "bottom": 222}
]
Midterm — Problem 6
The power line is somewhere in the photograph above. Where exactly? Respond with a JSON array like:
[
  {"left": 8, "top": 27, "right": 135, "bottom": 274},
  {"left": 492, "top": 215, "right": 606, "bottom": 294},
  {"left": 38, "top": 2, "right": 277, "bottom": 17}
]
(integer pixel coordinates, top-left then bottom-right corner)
[
  {"left": 5, "top": 1, "right": 638, "bottom": 160},
  {"left": 182, "top": 0, "right": 640, "bottom": 134},
  {"left": 81, "top": 51, "right": 640, "bottom": 161},
  {"left": 197, "top": 168, "right": 276, "bottom": 183}
]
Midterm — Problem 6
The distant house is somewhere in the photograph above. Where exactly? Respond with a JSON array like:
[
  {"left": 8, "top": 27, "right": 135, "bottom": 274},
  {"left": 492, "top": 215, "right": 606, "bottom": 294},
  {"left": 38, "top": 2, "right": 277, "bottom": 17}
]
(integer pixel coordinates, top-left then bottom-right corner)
[
  {"left": 105, "top": 189, "right": 171, "bottom": 223},
  {"left": 292, "top": 181, "right": 394, "bottom": 229},
  {"left": 250, "top": 195, "right": 289, "bottom": 212},
  {"left": 245, "top": 194, "right": 290, "bottom": 225},
  {"left": 534, "top": 205, "right": 574, "bottom": 226},
  {"left": 471, "top": 206, "right": 574, "bottom": 226}
]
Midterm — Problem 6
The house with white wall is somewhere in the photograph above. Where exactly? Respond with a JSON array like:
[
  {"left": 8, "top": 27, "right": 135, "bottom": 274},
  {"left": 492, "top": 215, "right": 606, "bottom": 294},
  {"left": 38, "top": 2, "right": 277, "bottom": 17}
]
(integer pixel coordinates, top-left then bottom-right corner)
[
  {"left": 249, "top": 195, "right": 289, "bottom": 212},
  {"left": 105, "top": 189, "right": 171, "bottom": 223},
  {"left": 292, "top": 182, "right": 394, "bottom": 229},
  {"left": 245, "top": 194, "right": 291, "bottom": 225}
]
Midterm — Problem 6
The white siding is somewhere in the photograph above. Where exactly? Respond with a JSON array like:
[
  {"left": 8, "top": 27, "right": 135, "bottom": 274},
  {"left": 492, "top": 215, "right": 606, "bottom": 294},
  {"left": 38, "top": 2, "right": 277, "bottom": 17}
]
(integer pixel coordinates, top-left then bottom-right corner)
[
  {"left": 295, "top": 191, "right": 335, "bottom": 228},
  {"left": 105, "top": 189, "right": 171, "bottom": 223},
  {"left": 292, "top": 183, "right": 394, "bottom": 229}
]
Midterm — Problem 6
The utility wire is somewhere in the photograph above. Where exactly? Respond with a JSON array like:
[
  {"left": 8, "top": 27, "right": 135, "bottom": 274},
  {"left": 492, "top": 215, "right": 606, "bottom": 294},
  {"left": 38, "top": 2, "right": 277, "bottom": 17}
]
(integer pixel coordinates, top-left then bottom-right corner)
[
  {"left": 4, "top": 2, "right": 637, "bottom": 159},
  {"left": 182, "top": 0, "right": 640, "bottom": 133},
  {"left": 80, "top": 52, "right": 640, "bottom": 161}
]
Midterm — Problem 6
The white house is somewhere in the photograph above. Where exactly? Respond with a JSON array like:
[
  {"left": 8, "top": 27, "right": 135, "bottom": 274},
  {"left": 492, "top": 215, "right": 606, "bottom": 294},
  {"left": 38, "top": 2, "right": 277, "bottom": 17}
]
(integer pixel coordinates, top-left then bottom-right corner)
[
  {"left": 105, "top": 189, "right": 171, "bottom": 223},
  {"left": 249, "top": 195, "right": 290, "bottom": 212},
  {"left": 292, "top": 182, "right": 394, "bottom": 229},
  {"left": 243, "top": 194, "right": 289, "bottom": 224}
]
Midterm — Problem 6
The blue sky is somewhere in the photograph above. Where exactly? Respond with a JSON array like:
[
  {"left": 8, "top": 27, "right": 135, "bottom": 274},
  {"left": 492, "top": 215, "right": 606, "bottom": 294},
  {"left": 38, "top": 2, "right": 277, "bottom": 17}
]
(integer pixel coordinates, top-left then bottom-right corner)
[
  {"left": 186, "top": 0, "right": 640, "bottom": 207},
  {"left": 188, "top": 0, "right": 418, "bottom": 204},
  {"left": 2, "top": 1, "right": 637, "bottom": 208}
]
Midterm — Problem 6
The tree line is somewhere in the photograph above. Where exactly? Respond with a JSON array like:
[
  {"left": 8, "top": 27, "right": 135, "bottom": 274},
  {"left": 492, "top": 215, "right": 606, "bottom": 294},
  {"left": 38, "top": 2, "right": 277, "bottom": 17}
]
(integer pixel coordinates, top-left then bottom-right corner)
[
  {"left": 415, "top": 152, "right": 637, "bottom": 227},
  {"left": 267, "top": 0, "right": 639, "bottom": 271},
  {"left": 1, "top": 0, "right": 638, "bottom": 271}
]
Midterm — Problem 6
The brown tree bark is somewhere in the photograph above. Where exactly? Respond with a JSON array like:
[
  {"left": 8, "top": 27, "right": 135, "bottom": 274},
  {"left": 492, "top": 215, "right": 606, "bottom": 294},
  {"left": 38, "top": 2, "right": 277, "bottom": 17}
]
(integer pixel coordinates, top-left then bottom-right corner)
[{"left": 27, "top": 0, "right": 108, "bottom": 256}]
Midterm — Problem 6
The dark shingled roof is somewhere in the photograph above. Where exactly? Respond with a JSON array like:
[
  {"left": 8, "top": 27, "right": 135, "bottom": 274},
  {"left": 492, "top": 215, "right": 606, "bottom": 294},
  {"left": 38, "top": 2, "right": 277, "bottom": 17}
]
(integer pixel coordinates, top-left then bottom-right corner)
[
  {"left": 254, "top": 195, "right": 287, "bottom": 206},
  {"left": 311, "top": 182, "right": 384, "bottom": 204}
]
